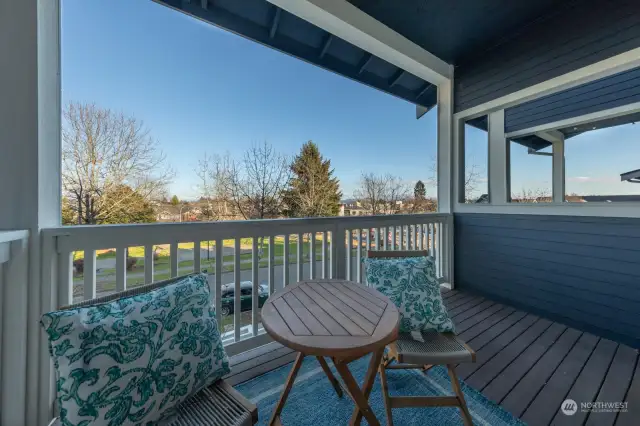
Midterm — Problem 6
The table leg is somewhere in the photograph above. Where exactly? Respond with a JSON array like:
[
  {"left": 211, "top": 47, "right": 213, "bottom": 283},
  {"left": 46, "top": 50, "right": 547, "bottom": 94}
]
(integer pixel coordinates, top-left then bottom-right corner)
[
  {"left": 316, "top": 356, "right": 343, "bottom": 398},
  {"left": 334, "top": 349, "right": 385, "bottom": 426},
  {"left": 269, "top": 352, "right": 305, "bottom": 426}
]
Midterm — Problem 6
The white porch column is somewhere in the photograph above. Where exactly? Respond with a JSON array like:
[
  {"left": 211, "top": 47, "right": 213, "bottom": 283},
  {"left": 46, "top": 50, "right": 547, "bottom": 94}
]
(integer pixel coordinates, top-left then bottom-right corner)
[
  {"left": 437, "top": 77, "right": 454, "bottom": 213},
  {"left": 488, "top": 110, "right": 509, "bottom": 204},
  {"left": 0, "top": 0, "right": 61, "bottom": 424},
  {"left": 552, "top": 134, "right": 566, "bottom": 203}
]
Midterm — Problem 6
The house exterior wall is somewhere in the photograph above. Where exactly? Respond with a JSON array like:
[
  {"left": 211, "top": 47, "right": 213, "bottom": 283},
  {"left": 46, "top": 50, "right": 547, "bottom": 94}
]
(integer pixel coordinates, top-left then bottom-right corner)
[
  {"left": 454, "top": 0, "right": 640, "bottom": 113},
  {"left": 505, "top": 66, "right": 640, "bottom": 133},
  {"left": 454, "top": 213, "right": 640, "bottom": 349}
]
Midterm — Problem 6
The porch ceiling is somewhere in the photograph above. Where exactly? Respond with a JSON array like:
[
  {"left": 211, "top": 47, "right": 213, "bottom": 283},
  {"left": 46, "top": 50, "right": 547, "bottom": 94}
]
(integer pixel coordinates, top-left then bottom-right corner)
[{"left": 346, "top": 0, "right": 562, "bottom": 65}]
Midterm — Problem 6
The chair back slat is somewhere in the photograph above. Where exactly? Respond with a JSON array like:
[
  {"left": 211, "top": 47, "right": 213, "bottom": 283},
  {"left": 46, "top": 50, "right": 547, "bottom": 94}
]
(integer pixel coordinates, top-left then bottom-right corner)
[{"left": 61, "top": 274, "right": 199, "bottom": 311}]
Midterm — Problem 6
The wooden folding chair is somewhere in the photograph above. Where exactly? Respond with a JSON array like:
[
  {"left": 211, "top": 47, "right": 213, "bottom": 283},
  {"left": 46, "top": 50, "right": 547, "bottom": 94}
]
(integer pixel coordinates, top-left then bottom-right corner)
[
  {"left": 366, "top": 251, "right": 476, "bottom": 426},
  {"left": 52, "top": 275, "right": 258, "bottom": 426}
]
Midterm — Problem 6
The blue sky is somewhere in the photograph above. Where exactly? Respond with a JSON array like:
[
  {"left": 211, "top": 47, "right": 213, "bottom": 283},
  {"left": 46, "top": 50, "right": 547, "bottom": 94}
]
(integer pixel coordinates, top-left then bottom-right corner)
[
  {"left": 62, "top": 0, "right": 639, "bottom": 200},
  {"left": 62, "top": 0, "right": 436, "bottom": 200}
]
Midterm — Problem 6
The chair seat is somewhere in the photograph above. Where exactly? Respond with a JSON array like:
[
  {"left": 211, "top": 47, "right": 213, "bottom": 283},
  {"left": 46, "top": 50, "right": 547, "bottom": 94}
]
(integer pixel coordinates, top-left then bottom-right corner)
[
  {"left": 391, "top": 332, "right": 475, "bottom": 365},
  {"left": 165, "top": 380, "right": 256, "bottom": 426}
]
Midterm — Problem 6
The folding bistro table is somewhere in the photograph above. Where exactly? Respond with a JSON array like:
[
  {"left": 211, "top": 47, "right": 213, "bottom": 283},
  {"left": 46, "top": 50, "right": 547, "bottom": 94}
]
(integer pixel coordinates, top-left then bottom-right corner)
[{"left": 261, "top": 279, "right": 400, "bottom": 426}]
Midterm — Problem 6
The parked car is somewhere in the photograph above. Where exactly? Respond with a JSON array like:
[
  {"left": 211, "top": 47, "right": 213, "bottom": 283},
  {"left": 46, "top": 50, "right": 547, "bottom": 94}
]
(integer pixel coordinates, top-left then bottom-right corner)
[{"left": 220, "top": 281, "right": 268, "bottom": 316}]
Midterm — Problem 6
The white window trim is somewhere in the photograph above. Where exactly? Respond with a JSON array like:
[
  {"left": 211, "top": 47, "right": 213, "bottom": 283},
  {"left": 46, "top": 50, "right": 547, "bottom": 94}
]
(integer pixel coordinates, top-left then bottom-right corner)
[{"left": 452, "top": 47, "right": 640, "bottom": 218}]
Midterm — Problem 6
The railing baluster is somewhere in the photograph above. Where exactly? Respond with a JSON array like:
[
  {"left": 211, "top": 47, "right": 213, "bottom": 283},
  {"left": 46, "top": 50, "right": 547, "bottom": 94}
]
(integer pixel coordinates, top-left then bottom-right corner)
[
  {"left": 429, "top": 223, "right": 435, "bottom": 256},
  {"left": 382, "top": 227, "right": 387, "bottom": 250},
  {"left": 84, "top": 249, "right": 96, "bottom": 300},
  {"left": 322, "top": 231, "right": 327, "bottom": 279},
  {"left": 438, "top": 221, "right": 443, "bottom": 279},
  {"left": 234, "top": 238, "right": 241, "bottom": 342},
  {"left": 399, "top": 225, "right": 405, "bottom": 250},
  {"left": 310, "top": 232, "right": 316, "bottom": 279},
  {"left": 215, "top": 239, "right": 222, "bottom": 332},
  {"left": 283, "top": 234, "right": 290, "bottom": 289},
  {"left": 347, "top": 230, "right": 353, "bottom": 280},
  {"left": 297, "top": 233, "right": 303, "bottom": 281},
  {"left": 252, "top": 238, "right": 259, "bottom": 337},
  {"left": 268, "top": 236, "right": 275, "bottom": 294},
  {"left": 144, "top": 245, "right": 154, "bottom": 284},
  {"left": 115, "top": 246, "right": 126, "bottom": 292},
  {"left": 356, "top": 229, "right": 362, "bottom": 283},
  {"left": 416, "top": 225, "right": 422, "bottom": 250},
  {"left": 58, "top": 250, "right": 73, "bottom": 307},
  {"left": 194, "top": 241, "right": 201, "bottom": 273},
  {"left": 391, "top": 226, "right": 396, "bottom": 249},
  {"left": 170, "top": 242, "right": 178, "bottom": 278}
]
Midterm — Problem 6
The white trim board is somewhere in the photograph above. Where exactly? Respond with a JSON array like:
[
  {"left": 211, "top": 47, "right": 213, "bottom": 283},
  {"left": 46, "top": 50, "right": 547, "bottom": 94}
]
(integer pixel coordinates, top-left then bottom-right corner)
[
  {"left": 454, "top": 47, "right": 640, "bottom": 121},
  {"left": 506, "top": 101, "right": 640, "bottom": 139},
  {"left": 266, "top": 0, "right": 452, "bottom": 86},
  {"left": 454, "top": 202, "right": 640, "bottom": 218}
]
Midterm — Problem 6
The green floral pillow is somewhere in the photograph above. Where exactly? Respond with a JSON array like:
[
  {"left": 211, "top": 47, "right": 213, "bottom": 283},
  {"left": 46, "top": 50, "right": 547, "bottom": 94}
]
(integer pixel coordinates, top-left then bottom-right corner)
[
  {"left": 364, "top": 256, "right": 455, "bottom": 334},
  {"left": 41, "top": 273, "right": 230, "bottom": 426}
]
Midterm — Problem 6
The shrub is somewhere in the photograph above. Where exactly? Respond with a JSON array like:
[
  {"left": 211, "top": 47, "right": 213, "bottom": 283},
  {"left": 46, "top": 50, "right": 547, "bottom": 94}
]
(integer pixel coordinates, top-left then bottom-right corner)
[
  {"left": 73, "top": 259, "right": 84, "bottom": 274},
  {"left": 126, "top": 257, "right": 138, "bottom": 271}
]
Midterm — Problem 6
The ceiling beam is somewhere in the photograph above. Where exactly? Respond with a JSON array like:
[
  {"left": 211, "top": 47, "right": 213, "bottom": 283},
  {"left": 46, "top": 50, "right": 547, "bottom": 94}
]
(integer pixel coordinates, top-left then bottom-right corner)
[
  {"left": 535, "top": 130, "right": 564, "bottom": 144},
  {"left": 319, "top": 34, "right": 333, "bottom": 58},
  {"left": 415, "top": 82, "right": 432, "bottom": 100},
  {"left": 388, "top": 69, "right": 404, "bottom": 87},
  {"left": 358, "top": 54, "right": 373, "bottom": 74},
  {"left": 270, "top": 8, "right": 282, "bottom": 39},
  {"left": 266, "top": 0, "right": 451, "bottom": 86}
]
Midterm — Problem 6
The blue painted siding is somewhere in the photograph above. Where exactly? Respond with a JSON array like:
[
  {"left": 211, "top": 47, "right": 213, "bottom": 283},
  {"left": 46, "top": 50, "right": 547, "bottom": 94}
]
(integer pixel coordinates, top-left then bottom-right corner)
[
  {"left": 505, "top": 66, "right": 640, "bottom": 133},
  {"left": 455, "top": 0, "right": 640, "bottom": 112},
  {"left": 455, "top": 213, "right": 640, "bottom": 348}
]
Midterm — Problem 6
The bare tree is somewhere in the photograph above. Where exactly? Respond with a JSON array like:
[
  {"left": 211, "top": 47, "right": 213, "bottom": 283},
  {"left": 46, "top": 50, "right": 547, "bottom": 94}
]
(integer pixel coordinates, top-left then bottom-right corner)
[
  {"left": 427, "top": 156, "right": 484, "bottom": 204},
  {"left": 62, "top": 102, "right": 173, "bottom": 224},
  {"left": 354, "top": 173, "right": 410, "bottom": 215},
  {"left": 224, "top": 141, "right": 290, "bottom": 220},
  {"left": 196, "top": 153, "right": 234, "bottom": 221},
  {"left": 464, "top": 163, "right": 484, "bottom": 203},
  {"left": 511, "top": 187, "right": 551, "bottom": 203}
]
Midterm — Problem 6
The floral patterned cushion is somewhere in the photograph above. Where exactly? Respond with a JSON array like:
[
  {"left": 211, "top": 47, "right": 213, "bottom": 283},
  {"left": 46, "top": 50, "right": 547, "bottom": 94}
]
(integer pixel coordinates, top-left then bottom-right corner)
[
  {"left": 41, "top": 274, "right": 230, "bottom": 426},
  {"left": 364, "top": 256, "right": 455, "bottom": 334}
]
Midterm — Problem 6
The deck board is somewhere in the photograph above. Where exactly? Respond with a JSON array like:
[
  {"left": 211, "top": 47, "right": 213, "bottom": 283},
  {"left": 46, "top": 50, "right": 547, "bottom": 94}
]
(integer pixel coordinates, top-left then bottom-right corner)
[
  {"left": 585, "top": 344, "right": 638, "bottom": 426},
  {"left": 226, "top": 288, "right": 639, "bottom": 425},
  {"left": 552, "top": 338, "right": 618, "bottom": 425},
  {"left": 500, "top": 327, "right": 582, "bottom": 416}
]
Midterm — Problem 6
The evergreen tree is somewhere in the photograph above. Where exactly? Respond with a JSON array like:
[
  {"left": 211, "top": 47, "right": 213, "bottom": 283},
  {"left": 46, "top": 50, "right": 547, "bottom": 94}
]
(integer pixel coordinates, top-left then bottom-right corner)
[
  {"left": 414, "top": 180, "right": 426, "bottom": 199},
  {"left": 282, "top": 141, "right": 342, "bottom": 217},
  {"left": 170, "top": 195, "right": 180, "bottom": 205}
]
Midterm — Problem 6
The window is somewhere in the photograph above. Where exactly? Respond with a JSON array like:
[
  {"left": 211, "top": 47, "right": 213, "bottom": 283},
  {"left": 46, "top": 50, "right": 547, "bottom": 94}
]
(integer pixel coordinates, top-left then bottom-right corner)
[
  {"left": 509, "top": 141, "right": 553, "bottom": 203},
  {"left": 240, "top": 288, "right": 252, "bottom": 296},
  {"left": 564, "top": 118, "right": 640, "bottom": 202},
  {"left": 463, "top": 116, "right": 489, "bottom": 203}
]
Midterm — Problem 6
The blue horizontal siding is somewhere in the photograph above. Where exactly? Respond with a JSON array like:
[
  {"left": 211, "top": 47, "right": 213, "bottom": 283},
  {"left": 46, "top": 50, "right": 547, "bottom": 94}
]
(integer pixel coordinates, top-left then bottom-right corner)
[
  {"left": 455, "top": 213, "right": 640, "bottom": 348},
  {"left": 505, "top": 66, "right": 640, "bottom": 132},
  {"left": 455, "top": 0, "right": 640, "bottom": 112}
]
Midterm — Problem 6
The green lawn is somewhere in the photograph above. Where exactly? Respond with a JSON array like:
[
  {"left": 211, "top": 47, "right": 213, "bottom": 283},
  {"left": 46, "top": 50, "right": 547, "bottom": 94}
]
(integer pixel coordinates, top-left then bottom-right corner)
[{"left": 74, "top": 236, "right": 327, "bottom": 261}]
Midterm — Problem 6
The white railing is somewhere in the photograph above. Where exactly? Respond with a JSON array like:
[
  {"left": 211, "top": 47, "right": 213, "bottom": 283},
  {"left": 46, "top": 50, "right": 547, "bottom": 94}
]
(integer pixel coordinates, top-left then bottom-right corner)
[
  {"left": 0, "top": 229, "right": 30, "bottom": 426},
  {"left": 41, "top": 213, "right": 452, "bottom": 356}
]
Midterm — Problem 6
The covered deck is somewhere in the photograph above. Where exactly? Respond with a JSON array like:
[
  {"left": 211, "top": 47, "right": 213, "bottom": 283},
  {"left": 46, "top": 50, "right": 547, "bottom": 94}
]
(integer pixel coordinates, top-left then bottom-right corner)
[
  {"left": 227, "top": 287, "right": 639, "bottom": 426},
  {"left": 2, "top": 0, "right": 640, "bottom": 425}
]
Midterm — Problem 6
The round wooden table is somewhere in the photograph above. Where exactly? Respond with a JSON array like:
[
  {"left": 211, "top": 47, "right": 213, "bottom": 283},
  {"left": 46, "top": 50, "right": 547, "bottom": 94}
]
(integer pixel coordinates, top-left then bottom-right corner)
[{"left": 261, "top": 279, "right": 400, "bottom": 426}]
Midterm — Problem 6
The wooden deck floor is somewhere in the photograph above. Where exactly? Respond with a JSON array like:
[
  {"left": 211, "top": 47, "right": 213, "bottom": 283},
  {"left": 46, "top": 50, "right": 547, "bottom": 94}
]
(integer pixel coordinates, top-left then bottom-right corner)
[{"left": 225, "top": 288, "right": 639, "bottom": 426}]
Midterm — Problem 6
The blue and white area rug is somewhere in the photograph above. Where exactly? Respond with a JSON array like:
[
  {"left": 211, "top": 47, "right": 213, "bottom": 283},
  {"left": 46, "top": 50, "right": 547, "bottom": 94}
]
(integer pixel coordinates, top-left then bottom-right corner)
[{"left": 237, "top": 355, "right": 525, "bottom": 425}]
